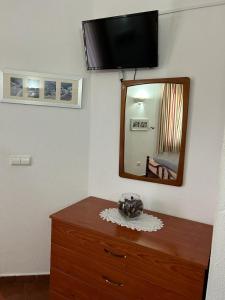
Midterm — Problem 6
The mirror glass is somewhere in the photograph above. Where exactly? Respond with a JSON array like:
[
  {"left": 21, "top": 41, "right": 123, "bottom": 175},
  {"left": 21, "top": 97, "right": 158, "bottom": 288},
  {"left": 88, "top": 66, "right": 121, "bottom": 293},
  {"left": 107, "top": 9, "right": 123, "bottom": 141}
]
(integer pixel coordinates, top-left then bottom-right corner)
[{"left": 120, "top": 78, "right": 190, "bottom": 186}]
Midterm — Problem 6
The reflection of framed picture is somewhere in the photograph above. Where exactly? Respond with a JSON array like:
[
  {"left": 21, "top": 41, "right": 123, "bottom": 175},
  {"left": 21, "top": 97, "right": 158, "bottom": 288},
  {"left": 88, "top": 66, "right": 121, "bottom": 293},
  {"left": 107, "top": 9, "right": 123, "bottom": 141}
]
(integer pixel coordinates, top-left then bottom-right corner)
[
  {"left": 130, "top": 118, "right": 150, "bottom": 131},
  {"left": 0, "top": 70, "right": 83, "bottom": 108}
]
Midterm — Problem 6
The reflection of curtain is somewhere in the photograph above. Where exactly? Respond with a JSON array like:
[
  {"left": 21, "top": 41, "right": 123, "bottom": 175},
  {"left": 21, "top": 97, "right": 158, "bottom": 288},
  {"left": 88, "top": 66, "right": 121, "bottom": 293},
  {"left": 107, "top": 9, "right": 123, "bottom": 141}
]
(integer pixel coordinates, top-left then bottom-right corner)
[{"left": 158, "top": 84, "right": 183, "bottom": 153}]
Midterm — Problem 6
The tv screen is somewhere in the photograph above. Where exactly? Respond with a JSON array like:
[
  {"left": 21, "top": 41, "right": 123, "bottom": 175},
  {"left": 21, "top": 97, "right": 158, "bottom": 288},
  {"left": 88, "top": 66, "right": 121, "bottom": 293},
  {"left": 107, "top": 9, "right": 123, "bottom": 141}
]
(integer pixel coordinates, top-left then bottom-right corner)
[{"left": 82, "top": 11, "right": 158, "bottom": 70}]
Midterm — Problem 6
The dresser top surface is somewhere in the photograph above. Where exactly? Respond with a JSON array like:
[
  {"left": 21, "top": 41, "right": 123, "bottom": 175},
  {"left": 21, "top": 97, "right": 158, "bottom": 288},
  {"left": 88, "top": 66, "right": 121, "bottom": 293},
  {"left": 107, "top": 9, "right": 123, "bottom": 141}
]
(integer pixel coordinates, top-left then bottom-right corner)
[{"left": 50, "top": 196, "right": 213, "bottom": 268}]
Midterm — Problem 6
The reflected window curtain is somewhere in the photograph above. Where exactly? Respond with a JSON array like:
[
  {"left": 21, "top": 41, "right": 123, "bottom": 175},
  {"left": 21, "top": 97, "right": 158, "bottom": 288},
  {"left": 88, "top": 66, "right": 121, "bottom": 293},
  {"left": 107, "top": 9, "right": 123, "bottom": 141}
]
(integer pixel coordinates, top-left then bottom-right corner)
[{"left": 157, "top": 84, "right": 183, "bottom": 153}]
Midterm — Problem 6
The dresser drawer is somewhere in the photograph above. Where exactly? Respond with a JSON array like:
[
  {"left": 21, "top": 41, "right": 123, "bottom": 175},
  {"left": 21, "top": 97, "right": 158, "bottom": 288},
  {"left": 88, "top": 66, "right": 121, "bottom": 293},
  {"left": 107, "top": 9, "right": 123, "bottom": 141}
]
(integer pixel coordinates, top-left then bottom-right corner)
[
  {"left": 52, "top": 220, "right": 205, "bottom": 300},
  {"left": 50, "top": 291, "right": 69, "bottom": 300},
  {"left": 51, "top": 243, "right": 194, "bottom": 300},
  {"left": 50, "top": 268, "right": 128, "bottom": 300},
  {"left": 51, "top": 268, "right": 98, "bottom": 300}
]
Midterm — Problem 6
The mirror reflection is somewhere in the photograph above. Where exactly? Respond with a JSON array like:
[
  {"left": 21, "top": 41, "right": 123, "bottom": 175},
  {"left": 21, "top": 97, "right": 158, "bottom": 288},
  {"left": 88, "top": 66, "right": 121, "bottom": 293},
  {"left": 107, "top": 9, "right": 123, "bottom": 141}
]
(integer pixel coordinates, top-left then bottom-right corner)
[{"left": 120, "top": 78, "right": 190, "bottom": 186}]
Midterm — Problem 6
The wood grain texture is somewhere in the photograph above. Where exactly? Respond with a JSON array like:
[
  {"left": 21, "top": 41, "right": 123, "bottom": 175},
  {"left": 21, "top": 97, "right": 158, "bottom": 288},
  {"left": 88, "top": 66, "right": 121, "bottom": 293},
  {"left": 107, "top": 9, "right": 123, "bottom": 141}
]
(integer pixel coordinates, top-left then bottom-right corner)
[
  {"left": 50, "top": 267, "right": 185, "bottom": 300},
  {"left": 50, "top": 197, "right": 213, "bottom": 300},
  {"left": 119, "top": 77, "right": 190, "bottom": 186},
  {"left": 51, "top": 242, "right": 204, "bottom": 300},
  {"left": 0, "top": 275, "right": 49, "bottom": 299},
  {"left": 50, "top": 290, "right": 69, "bottom": 300},
  {"left": 50, "top": 197, "right": 212, "bottom": 268},
  {"left": 51, "top": 268, "right": 104, "bottom": 300}
]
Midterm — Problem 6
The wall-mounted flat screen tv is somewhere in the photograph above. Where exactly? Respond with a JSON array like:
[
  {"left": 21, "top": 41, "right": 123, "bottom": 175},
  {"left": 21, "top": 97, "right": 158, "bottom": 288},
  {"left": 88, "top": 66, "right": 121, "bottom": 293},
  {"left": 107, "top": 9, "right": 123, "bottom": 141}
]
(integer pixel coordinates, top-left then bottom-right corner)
[{"left": 82, "top": 11, "right": 158, "bottom": 70}]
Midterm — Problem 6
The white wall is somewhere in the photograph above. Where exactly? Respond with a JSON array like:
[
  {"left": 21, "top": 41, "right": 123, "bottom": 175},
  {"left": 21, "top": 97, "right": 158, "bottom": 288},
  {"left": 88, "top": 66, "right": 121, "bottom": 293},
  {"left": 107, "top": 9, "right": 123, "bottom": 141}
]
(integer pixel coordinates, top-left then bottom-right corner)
[
  {"left": 206, "top": 128, "right": 225, "bottom": 300},
  {"left": 88, "top": 0, "right": 225, "bottom": 224},
  {"left": 0, "top": 0, "right": 92, "bottom": 275}
]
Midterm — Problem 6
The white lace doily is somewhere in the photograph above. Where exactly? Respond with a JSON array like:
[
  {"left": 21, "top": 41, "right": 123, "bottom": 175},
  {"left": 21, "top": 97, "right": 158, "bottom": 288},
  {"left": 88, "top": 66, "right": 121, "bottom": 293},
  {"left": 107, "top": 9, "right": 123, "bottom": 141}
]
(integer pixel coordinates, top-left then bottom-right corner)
[{"left": 99, "top": 208, "right": 164, "bottom": 232}]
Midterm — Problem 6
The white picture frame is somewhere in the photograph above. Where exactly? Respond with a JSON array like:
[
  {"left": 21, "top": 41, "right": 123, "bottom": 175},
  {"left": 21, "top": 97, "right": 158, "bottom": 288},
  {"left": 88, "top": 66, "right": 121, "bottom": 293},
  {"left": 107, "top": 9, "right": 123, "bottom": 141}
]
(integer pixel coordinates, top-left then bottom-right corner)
[
  {"left": 0, "top": 70, "right": 83, "bottom": 109},
  {"left": 130, "top": 118, "right": 150, "bottom": 131}
]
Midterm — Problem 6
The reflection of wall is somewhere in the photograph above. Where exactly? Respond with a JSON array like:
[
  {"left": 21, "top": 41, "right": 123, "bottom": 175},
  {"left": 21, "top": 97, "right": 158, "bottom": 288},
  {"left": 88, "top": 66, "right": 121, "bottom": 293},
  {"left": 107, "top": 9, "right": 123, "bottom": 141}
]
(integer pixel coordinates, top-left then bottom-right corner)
[{"left": 124, "top": 84, "right": 163, "bottom": 175}]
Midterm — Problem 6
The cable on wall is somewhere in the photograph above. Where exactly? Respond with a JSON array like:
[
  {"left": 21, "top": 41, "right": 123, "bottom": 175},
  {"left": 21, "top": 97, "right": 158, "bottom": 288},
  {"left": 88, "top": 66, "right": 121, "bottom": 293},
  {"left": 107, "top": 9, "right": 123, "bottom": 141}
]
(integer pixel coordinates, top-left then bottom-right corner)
[
  {"left": 133, "top": 68, "right": 137, "bottom": 80},
  {"left": 118, "top": 1, "right": 225, "bottom": 82},
  {"left": 159, "top": 1, "right": 225, "bottom": 16},
  {"left": 119, "top": 69, "right": 125, "bottom": 82}
]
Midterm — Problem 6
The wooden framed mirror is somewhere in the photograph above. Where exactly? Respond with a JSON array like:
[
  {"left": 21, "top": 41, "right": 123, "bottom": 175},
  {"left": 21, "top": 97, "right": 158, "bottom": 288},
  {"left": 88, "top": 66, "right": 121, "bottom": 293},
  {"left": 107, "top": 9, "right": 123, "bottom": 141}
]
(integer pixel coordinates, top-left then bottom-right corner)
[{"left": 119, "top": 77, "right": 190, "bottom": 186}]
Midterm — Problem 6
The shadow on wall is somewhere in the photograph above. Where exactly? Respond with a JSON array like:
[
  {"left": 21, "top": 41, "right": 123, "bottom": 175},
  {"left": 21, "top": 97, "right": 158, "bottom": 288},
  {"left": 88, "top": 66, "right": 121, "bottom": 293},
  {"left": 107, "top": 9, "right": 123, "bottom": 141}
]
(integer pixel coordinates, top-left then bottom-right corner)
[{"left": 206, "top": 129, "right": 225, "bottom": 300}]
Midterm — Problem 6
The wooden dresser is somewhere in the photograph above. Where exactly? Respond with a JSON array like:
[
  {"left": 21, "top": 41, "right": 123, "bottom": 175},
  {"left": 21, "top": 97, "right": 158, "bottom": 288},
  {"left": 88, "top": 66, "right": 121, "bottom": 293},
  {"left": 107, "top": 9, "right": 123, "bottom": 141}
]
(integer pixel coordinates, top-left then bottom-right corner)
[
  {"left": 0, "top": 293, "right": 4, "bottom": 300},
  {"left": 50, "top": 197, "right": 213, "bottom": 300}
]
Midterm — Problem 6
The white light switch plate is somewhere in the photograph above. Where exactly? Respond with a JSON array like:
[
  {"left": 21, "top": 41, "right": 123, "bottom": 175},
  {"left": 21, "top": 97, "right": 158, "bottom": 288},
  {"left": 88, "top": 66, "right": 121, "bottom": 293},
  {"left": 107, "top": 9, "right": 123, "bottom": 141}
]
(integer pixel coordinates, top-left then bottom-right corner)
[
  {"left": 9, "top": 155, "right": 32, "bottom": 166},
  {"left": 9, "top": 156, "right": 21, "bottom": 165}
]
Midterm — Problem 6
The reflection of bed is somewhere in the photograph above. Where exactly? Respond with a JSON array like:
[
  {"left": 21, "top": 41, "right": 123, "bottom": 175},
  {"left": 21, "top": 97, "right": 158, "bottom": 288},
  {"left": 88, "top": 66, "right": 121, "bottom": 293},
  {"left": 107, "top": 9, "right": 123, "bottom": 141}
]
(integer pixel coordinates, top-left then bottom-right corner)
[{"left": 145, "top": 156, "right": 177, "bottom": 180}]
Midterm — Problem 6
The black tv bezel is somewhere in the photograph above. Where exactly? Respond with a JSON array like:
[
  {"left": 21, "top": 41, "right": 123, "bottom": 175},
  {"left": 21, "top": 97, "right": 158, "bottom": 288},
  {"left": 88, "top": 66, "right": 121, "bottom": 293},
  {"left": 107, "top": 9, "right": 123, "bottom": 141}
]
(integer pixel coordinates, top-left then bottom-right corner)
[{"left": 82, "top": 10, "right": 158, "bottom": 71}]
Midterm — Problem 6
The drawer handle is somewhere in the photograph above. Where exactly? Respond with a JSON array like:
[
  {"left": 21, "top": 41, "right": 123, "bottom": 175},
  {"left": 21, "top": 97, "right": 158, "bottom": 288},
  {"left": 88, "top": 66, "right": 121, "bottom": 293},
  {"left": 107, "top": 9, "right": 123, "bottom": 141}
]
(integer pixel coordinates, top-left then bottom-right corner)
[
  {"left": 104, "top": 248, "right": 127, "bottom": 259},
  {"left": 102, "top": 275, "right": 124, "bottom": 287}
]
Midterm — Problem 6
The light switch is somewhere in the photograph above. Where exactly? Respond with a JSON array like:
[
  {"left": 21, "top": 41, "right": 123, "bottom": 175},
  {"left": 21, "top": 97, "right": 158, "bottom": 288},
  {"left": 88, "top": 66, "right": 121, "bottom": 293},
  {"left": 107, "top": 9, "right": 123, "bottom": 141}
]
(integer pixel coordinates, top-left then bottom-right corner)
[
  {"left": 9, "top": 155, "right": 32, "bottom": 166},
  {"left": 9, "top": 156, "right": 21, "bottom": 166},
  {"left": 20, "top": 156, "right": 31, "bottom": 166}
]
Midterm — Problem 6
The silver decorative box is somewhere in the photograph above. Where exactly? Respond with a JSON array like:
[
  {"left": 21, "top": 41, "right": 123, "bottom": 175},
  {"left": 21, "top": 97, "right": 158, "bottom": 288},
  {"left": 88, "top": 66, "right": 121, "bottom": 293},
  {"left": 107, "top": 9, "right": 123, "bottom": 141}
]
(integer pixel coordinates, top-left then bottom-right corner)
[{"left": 118, "top": 193, "right": 143, "bottom": 219}]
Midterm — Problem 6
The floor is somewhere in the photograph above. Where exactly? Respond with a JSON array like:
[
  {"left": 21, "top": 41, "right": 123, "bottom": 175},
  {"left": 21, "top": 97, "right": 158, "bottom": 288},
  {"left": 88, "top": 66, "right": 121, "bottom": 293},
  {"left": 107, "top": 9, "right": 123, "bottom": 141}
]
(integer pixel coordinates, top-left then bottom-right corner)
[{"left": 0, "top": 276, "right": 49, "bottom": 300}]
